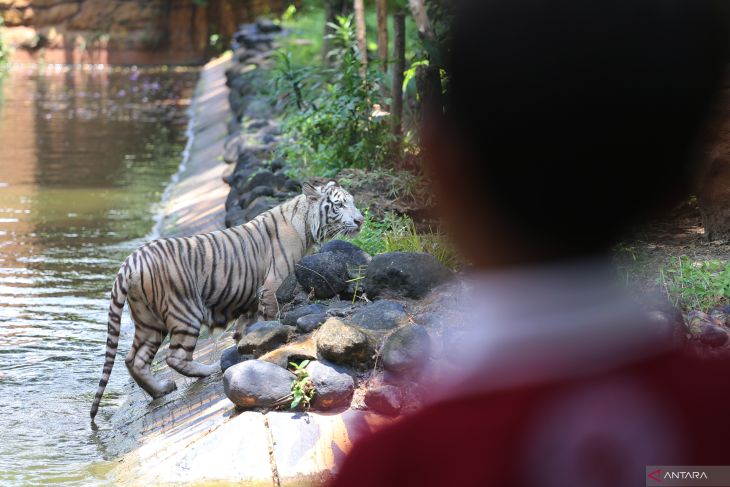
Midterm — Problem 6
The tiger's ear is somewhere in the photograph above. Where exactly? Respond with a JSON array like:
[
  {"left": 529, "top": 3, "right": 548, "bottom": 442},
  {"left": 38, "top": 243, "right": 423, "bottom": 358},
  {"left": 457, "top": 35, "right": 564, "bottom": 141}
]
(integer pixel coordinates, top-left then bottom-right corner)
[
  {"left": 325, "top": 180, "right": 338, "bottom": 188},
  {"left": 302, "top": 182, "right": 321, "bottom": 201}
]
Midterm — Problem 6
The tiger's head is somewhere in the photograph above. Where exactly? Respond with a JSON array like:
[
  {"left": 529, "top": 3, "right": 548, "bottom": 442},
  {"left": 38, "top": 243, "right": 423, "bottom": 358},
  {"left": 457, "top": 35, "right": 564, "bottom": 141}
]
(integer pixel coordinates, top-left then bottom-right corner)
[{"left": 303, "top": 181, "right": 364, "bottom": 242}]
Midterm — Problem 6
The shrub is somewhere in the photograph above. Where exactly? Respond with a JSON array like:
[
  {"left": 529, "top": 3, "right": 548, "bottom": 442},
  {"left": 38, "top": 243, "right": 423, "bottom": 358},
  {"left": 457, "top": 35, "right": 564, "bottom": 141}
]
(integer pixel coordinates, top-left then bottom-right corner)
[{"left": 272, "top": 15, "right": 396, "bottom": 178}]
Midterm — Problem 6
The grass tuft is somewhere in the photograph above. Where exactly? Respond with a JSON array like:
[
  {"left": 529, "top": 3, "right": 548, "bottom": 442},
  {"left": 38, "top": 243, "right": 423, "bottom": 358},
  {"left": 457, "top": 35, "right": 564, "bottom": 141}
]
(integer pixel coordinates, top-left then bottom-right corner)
[{"left": 658, "top": 256, "right": 730, "bottom": 311}]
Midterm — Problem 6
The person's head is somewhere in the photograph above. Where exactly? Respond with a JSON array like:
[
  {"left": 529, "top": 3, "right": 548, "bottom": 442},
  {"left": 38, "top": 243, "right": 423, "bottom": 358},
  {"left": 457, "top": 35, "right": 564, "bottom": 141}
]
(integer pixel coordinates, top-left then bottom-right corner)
[{"left": 425, "top": 0, "right": 729, "bottom": 268}]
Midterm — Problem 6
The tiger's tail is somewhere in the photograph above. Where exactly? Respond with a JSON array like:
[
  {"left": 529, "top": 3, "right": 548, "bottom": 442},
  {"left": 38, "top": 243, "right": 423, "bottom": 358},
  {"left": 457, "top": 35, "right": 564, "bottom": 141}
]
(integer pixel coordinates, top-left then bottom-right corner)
[{"left": 90, "top": 265, "right": 129, "bottom": 420}]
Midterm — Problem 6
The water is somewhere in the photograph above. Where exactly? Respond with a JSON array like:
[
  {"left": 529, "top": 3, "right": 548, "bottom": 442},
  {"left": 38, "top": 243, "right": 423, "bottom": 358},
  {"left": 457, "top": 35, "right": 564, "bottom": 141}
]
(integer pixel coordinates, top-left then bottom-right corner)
[{"left": 0, "top": 65, "right": 198, "bottom": 485}]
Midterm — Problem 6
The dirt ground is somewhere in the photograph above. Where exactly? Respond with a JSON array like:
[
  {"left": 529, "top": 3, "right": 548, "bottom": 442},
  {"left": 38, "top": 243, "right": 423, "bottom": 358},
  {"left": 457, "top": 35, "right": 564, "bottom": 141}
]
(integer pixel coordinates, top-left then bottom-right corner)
[{"left": 615, "top": 198, "right": 730, "bottom": 298}]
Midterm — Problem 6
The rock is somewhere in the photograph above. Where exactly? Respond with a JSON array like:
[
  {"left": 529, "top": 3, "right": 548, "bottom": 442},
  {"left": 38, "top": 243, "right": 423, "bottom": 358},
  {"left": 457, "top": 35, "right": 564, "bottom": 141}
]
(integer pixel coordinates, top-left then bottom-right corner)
[
  {"left": 223, "top": 360, "right": 293, "bottom": 408},
  {"left": 709, "top": 305, "right": 730, "bottom": 326},
  {"left": 320, "top": 240, "right": 371, "bottom": 267},
  {"left": 220, "top": 346, "right": 247, "bottom": 372},
  {"left": 699, "top": 323, "right": 729, "bottom": 348},
  {"left": 296, "top": 313, "right": 328, "bottom": 333},
  {"left": 295, "top": 252, "right": 349, "bottom": 299},
  {"left": 316, "top": 318, "right": 374, "bottom": 368},
  {"left": 381, "top": 324, "right": 431, "bottom": 375},
  {"left": 244, "top": 99, "right": 273, "bottom": 119},
  {"left": 223, "top": 132, "right": 245, "bottom": 163},
  {"left": 239, "top": 169, "right": 284, "bottom": 194},
  {"left": 256, "top": 17, "right": 282, "bottom": 33},
  {"left": 364, "top": 252, "right": 452, "bottom": 300},
  {"left": 364, "top": 385, "right": 402, "bottom": 416},
  {"left": 351, "top": 300, "right": 407, "bottom": 331},
  {"left": 237, "top": 321, "right": 292, "bottom": 357},
  {"left": 276, "top": 273, "right": 307, "bottom": 306},
  {"left": 307, "top": 360, "right": 355, "bottom": 410},
  {"left": 243, "top": 196, "right": 279, "bottom": 220},
  {"left": 225, "top": 207, "right": 248, "bottom": 227},
  {"left": 247, "top": 119, "right": 270, "bottom": 130},
  {"left": 259, "top": 336, "right": 317, "bottom": 368},
  {"left": 239, "top": 185, "right": 275, "bottom": 208},
  {"left": 228, "top": 167, "right": 257, "bottom": 191},
  {"left": 688, "top": 310, "right": 715, "bottom": 332},
  {"left": 320, "top": 240, "right": 371, "bottom": 298},
  {"left": 644, "top": 309, "right": 687, "bottom": 347},
  {"left": 225, "top": 187, "right": 240, "bottom": 210},
  {"left": 281, "top": 303, "right": 327, "bottom": 327},
  {"left": 270, "top": 158, "right": 285, "bottom": 172},
  {"left": 284, "top": 179, "right": 301, "bottom": 192}
]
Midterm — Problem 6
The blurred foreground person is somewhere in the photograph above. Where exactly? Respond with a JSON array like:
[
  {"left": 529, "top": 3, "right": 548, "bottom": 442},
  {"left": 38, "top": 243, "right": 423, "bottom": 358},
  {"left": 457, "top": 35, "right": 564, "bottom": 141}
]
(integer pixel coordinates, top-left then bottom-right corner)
[{"left": 331, "top": 1, "right": 730, "bottom": 486}]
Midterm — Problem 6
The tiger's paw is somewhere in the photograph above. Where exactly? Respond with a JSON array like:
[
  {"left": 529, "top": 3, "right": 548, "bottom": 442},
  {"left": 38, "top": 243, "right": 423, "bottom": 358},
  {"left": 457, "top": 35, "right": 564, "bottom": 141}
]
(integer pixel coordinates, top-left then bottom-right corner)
[{"left": 158, "top": 380, "right": 177, "bottom": 397}]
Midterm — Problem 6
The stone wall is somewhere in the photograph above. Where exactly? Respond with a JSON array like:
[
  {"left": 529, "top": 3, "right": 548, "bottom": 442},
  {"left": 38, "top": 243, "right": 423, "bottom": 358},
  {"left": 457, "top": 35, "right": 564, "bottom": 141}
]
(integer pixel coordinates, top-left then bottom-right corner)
[{"left": 0, "top": 0, "right": 291, "bottom": 64}]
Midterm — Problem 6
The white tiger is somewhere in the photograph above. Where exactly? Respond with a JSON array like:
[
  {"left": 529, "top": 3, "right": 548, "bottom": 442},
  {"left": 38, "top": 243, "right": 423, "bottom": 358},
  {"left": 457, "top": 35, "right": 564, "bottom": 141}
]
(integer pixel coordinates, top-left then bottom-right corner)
[{"left": 90, "top": 181, "right": 363, "bottom": 419}]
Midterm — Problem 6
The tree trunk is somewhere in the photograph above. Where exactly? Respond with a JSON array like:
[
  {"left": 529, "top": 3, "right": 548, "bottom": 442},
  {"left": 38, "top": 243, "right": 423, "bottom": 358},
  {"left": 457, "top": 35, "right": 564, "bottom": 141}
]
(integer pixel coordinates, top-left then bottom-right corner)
[
  {"left": 376, "top": 0, "right": 388, "bottom": 71},
  {"left": 416, "top": 64, "right": 443, "bottom": 119},
  {"left": 323, "top": 0, "right": 352, "bottom": 64},
  {"left": 408, "top": 0, "right": 432, "bottom": 39},
  {"left": 391, "top": 12, "right": 406, "bottom": 136},
  {"left": 354, "top": 0, "right": 367, "bottom": 75},
  {"left": 699, "top": 86, "right": 730, "bottom": 240}
]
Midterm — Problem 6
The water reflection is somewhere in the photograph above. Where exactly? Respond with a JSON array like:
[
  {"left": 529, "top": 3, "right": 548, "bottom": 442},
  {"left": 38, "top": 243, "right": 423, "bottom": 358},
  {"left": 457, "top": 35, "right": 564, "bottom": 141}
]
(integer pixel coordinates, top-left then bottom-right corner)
[{"left": 0, "top": 65, "right": 197, "bottom": 485}]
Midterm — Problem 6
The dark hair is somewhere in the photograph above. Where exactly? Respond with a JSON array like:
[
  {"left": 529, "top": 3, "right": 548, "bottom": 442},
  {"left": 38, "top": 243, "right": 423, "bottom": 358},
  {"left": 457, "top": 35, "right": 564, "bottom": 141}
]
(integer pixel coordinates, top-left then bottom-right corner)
[{"left": 446, "top": 0, "right": 729, "bottom": 255}]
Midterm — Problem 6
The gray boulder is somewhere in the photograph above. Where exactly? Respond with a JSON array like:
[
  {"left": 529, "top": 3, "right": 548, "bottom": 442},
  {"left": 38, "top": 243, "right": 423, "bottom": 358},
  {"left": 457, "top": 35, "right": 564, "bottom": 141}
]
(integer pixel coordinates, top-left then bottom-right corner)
[
  {"left": 381, "top": 324, "right": 431, "bottom": 375},
  {"left": 281, "top": 303, "right": 327, "bottom": 327},
  {"left": 237, "top": 321, "right": 292, "bottom": 357},
  {"left": 364, "top": 385, "right": 402, "bottom": 416},
  {"left": 238, "top": 185, "right": 275, "bottom": 208},
  {"left": 225, "top": 187, "right": 240, "bottom": 211},
  {"left": 220, "top": 345, "right": 246, "bottom": 372},
  {"left": 316, "top": 318, "right": 374, "bottom": 368},
  {"left": 307, "top": 360, "right": 355, "bottom": 410},
  {"left": 239, "top": 169, "right": 286, "bottom": 194},
  {"left": 320, "top": 240, "right": 371, "bottom": 268},
  {"left": 364, "top": 252, "right": 452, "bottom": 300},
  {"left": 320, "top": 240, "right": 371, "bottom": 298},
  {"left": 223, "top": 132, "right": 245, "bottom": 163},
  {"left": 243, "top": 196, "right": 278, "bottom": 220},
  {"left": 699, "top": 323, "right": 729, "bottom": 348},
  {"left": 244, "top": 98, "right": 273, "bottom": 119},
  {"left": 296, "top": 313, "right": 328, "bottom": 333},
  {"left": 351, "top": 300, "right": 407, "bottom": 330},
  {"left": 295, "top": 252, "right": 349, "bottom": 299},
  {"left": 223, "top": 360, "right": 293, "bottom": 408},
  {"left": 644, "top": 309, "right": 687, "bottom": 347},
  {"left": 256, "top": 17, "right": 282, "bottom": 33},
  {"left": 225, "top": 207, "right": 248, "bottom": 228},
  {"left": 276, "top": 273, "right": 308, "bottom": 307}
]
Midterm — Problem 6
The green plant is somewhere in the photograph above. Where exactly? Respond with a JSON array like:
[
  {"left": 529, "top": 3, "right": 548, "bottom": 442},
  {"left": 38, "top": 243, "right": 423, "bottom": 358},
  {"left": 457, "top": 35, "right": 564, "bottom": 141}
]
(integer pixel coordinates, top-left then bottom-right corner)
[
  {"left": 273, "top": 15, "right": 396, "bottom": 177},
  {"left": 346, "top": 210, "right": 458, "bottom": 269},
  {"left": 659, "top": 256, "right": 730, "bottom": 311},
  {"left": 289, "top": 359, "right": 315, "bottom": 410}
]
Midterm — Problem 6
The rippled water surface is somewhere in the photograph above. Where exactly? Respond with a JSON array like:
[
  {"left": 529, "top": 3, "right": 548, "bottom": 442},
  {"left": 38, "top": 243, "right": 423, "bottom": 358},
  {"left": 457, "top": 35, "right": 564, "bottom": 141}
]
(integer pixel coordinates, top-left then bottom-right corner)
[{"left": 0, "top": 66, "right": 197, "bottom": 485}]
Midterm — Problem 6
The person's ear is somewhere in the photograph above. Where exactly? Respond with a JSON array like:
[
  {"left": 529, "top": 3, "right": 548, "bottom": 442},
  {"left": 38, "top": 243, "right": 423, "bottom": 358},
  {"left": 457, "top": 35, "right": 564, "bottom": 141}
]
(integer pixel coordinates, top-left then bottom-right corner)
[{"left": 302, "top": 182, "right": 321, "bottom": 201}]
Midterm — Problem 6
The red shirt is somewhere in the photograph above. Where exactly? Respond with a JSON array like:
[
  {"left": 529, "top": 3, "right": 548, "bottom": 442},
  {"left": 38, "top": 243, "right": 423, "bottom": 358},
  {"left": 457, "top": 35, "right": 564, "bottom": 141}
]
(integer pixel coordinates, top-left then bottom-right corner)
[{"left": 331, "top": 349, "right": 730, "bottom": 487}]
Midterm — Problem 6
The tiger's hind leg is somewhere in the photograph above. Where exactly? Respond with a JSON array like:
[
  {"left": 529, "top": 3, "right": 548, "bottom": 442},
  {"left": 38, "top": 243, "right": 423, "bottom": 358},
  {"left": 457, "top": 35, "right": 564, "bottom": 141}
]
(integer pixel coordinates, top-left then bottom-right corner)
[
  {"left": 165, "top": 316, "right": 219, "bottom": 377},
  {"left": 257, "top": 281, "right": 280, "bottom": 321},
  {"left": 125, "top": 318, "right": 176, "bottom": 399}
]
